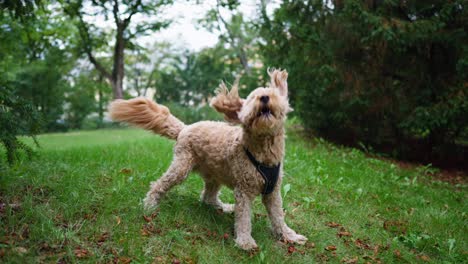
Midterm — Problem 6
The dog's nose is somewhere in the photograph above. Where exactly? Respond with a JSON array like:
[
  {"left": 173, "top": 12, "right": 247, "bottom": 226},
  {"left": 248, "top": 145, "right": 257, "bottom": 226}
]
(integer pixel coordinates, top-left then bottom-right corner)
[{"left": 260, "top": 95, "right": 269, "bottom": 104}]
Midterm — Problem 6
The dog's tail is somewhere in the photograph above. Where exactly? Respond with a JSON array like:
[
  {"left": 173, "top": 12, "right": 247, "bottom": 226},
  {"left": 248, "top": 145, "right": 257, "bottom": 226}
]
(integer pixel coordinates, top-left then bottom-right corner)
[{"left": 109, "top": 98, "right": 185, "bottom": 140}]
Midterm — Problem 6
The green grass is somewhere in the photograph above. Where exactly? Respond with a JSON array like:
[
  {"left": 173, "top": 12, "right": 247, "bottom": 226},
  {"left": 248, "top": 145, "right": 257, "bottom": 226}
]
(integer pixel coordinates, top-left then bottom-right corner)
[{"left": 0, "top": 128, "right": 466, "bottom": 263}]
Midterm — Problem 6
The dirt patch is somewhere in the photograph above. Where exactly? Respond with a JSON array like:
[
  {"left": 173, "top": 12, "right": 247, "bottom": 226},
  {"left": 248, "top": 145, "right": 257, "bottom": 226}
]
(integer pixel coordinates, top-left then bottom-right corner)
[{"left": 368, "top": 155, "right": 467, "bottom": 185}]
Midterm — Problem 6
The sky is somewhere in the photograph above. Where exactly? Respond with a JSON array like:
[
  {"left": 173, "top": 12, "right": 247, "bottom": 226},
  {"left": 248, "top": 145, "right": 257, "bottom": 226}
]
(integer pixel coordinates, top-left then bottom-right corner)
[
  {"left": 139, "top": 0, "right": 277, "bottom": 51},
  {"left": 84, "top": 0, "right": 279, "bottom": 52}
]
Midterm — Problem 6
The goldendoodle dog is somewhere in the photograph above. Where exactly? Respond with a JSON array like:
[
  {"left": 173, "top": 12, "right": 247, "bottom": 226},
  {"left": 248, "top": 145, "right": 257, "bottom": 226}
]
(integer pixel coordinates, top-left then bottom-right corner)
[{"left": 109, "top": 69, "right": 307, "bottom": 250}]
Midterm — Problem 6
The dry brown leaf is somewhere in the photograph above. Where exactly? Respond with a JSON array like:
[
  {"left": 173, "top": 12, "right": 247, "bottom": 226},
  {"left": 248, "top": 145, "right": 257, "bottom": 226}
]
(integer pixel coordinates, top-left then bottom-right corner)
[
  {"left": 14, "top": 247, "right": 28, "bottom": 254},
  {"left": 143, "top": 215, "right": 152, "bottom": 223},
  {"left": 355, "top": 239, "right": 372, "bottom": 250},
  {"left": 394, "top": 250, "right": 401, "bottom": 258},
  {"left": 338, "top": 231, "right": 352, "bottom": 238},
  {"left": 119, "top": 256, "right": 132, "bottom": 264},
  {"left": 288, "top": 245, "right": 296, "bottom": 254},
  {"left": 97, "top": 232, "right": 110, "bottom": 244},
  {"left": 341, "top": 256, "right": 358, "bottom": 264},
  {"left": 418, "top": 255, "right": 431, "bottom": 262},
  {"left": 373, "top": 245, "right": 380, "bottom": 256},
  {"left": 74, "top": 248, "right": 90, "bottom": 258},
  {"left": 326, "top": 222, "right": 341, "bottom": 228},
  {"left": 116, "top": 216, "right": 121, "bottom": 226},
  {"left": 154, "top": 256, "right": 164, "bottom": 263},
  {"left": 120, "top": 168, "right": 132, "bottom": 174},
  {"left": 172, "top": 258, "right": 181, "bottom": 264},
  {"left": 325, "top": 245, "right": 337, "bottom": 251},
  {"left": 306, "top": 242, "right": 316, "bottom": 249}
]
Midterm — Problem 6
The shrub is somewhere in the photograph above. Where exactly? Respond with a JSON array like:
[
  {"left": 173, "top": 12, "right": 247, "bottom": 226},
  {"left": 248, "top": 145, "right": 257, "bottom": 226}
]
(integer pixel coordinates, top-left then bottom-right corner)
[
  {"left": 163, "top": 102, "right": 223, "bottom": 124},
  {"left": 0, "top": 85, "right": 41, "bottom": 164}
]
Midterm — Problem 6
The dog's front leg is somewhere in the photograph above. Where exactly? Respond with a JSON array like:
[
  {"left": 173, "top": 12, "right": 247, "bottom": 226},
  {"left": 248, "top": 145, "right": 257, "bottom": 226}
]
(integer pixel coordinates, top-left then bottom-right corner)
[
  {"left": 262, "top": 187, "right": 307, "bottom": 244},
  {"left": 234, "top": 189, "right": 257, "bottom": 250}
]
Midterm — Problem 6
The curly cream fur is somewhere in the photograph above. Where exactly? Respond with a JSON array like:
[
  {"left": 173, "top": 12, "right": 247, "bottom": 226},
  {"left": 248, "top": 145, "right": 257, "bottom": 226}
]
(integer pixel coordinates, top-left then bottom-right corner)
[
  {"left": 109, "top": 98, "right": 185, "bottom": 140},
  {"left": 109, "top": 69, "right": 307, "bottom": 250}
]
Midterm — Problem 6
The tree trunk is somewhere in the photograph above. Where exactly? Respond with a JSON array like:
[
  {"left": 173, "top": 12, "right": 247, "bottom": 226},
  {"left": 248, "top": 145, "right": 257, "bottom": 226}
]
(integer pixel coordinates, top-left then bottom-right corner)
[
  {"left": 97, "top": 75, "right": 104, "bottom": 128},
  {"left": 333, "top": 0, "right": 344, "bottom": 11},
  {"left": 112, "top": 25, "right": 125, "bottom": 99}
]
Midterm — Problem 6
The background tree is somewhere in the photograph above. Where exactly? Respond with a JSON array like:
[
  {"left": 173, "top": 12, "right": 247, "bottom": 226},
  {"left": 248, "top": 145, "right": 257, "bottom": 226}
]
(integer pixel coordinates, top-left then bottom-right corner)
[
  {"left": 153, "top": 44, "right": 238, "bottom": 106},
  {"left": 1, "top": 0, "right": 43, "bottom": 164},
  {"left": 259, "top": 0, "right": 467, "bottom": 168},
  {"left": 199, "top": 0, "right": 263, "bottom": 92},
  {"left": 63, "top": 0, "right": 173, "bottom": 99}
]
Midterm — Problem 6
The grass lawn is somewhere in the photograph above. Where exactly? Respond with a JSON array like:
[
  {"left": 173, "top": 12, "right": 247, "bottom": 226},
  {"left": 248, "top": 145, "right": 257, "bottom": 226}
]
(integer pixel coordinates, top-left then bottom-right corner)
[{"left": 0, "top": 128, "right": 466, "bottom": 263}]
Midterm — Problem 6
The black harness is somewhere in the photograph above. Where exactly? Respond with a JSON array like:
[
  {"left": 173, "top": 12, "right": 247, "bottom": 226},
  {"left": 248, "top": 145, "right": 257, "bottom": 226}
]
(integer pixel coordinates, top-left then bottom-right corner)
[{"left": 244, "top": 148, "right": 281, "bottom": 195}]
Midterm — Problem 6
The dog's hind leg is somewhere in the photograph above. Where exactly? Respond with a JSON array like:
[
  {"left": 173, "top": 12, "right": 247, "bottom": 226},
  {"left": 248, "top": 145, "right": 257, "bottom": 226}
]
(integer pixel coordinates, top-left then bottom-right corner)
[
  {"left": 200, "top": 180, "right": 234, "bottom": 213},
  {"left": 143, "top": 149, "right": 194, "bottom": 210}
]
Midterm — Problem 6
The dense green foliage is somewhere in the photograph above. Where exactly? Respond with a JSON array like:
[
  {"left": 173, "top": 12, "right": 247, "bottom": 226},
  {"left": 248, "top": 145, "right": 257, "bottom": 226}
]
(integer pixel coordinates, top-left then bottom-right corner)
[
  {"left": 260, "top": 0, "right": 467, "bottom": 168},
  {"left": 0, "top": 85, "right": 41, "bottom": 164},
  {"left": 0, "top": 2, "right": 70, "bottom": 164},
  {"left": 1, "top": 129, "right": 465, "bottom": 262}
]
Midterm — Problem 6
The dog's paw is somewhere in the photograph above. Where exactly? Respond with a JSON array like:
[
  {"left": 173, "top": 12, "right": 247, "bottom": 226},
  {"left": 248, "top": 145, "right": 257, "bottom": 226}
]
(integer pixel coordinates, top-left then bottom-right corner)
[
  {"left": 220, "top": 203, "right": 235, "bottom": 213},
  {"left": 143, "top": 196, "right": 159, "bottom": 211},
  {"left": 235, "top": 236, "right": 258, "bottom": 251},
  {"left": 283, "top": 232, "right": 308, "bottom": 245}
]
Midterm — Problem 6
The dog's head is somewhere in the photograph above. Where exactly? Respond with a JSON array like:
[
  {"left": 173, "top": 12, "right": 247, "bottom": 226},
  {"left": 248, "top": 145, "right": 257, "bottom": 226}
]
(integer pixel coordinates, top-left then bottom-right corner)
[{"left": 210, "top": 69, "right": 292, "bottom": 135}]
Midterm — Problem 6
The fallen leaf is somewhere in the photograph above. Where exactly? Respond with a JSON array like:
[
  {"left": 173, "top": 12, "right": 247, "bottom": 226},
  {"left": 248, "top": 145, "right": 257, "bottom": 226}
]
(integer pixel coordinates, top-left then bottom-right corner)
[
  {"left": 150, "top": 211, "right": 159, "bottom": 219},
  {"left": 373, "top": 245, "right": 380, "bottom": 256},
  {"left": 120, "top": 168, "right": 132, "bottom": 174},
  {"left": 14, "top": 247, "right": 28, "bottom": 254},
  {"left": 143, "top": 215, "right": 152, "bottom": 223},
  {"left": 341, "top": 256, "right": 358, "bottom": 263},
  {"left": 74, "top": 248, "right": 90, "bottom": 258},
  {"left": 288, "top": 245, "right": 296, "bottom": 254},
  {"left": 306, "top": 242, "right": 316, "bottom": 249},
  {"left": 394, "top": 250, "right": 401, "bottom": 258},
  {"left": 116, "top": 216, "right": 121, "bottom": 226},
  {"left": 154, "top": 256, "right": 164, "bottom": 263},
  {"left": 97, "top": 232, "right": 110, "bottom": 244},
  {"left": 316, "top": 253, "right": 329, "bottom": 262},
  {"left": 222, "top": 233, "right": 229, "bottom": 240},
  {"left": 84, "top": 213, "right": 96, "bottom": 221},
  {"left": 418, "top": 255, "right": 431, "bottom": 262},
  {"left": 338, "top": 231, "right": 352, "bottom": 238},
  {"left": 325, "top": 245, "right": 337, "bottom": 251},
  {"left": 326, "top": 222, "right": 341, "bottom": 228},
  {"left": 355, "top": 239, "right": 372, "bottom": 250},
  {"left": 119, "top": 256, "right": 132, "bottom": 264},
  {"left": 20, "top": 224, "right": 30, "bottom": 240},
  {"left": 0, "top": 248, "right": 5, "bottom": 257},
  {"left": 172, "top": 258, "right": 181, "bottom": 264},
  {"left": 140, "top": 223, "right": 160, "bottom": 236},
  {"left": 39, "top": 242, "right": 50, "bottom": 251}
]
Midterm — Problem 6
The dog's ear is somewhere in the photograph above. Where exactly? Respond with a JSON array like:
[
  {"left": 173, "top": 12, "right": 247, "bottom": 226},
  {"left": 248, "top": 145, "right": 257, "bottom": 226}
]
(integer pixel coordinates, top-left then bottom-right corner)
[
  {"left": 268, "top": 68, "right": 288, "bottom": 97},
  {"left": 210, "top": 80, "right": 244, "bottom": 123}
]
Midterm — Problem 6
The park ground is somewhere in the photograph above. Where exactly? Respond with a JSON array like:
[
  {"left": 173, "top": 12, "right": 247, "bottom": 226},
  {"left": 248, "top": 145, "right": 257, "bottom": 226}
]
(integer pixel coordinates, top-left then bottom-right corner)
[{"left": 0, "top": 126, "right": 466, "bottom": 263}]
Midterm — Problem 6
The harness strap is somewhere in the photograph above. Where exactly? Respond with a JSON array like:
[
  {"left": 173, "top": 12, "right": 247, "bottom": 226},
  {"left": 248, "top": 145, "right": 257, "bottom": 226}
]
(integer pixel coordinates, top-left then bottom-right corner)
[{"left": 244, "top": 148, "right": 281, "bottom": 195}]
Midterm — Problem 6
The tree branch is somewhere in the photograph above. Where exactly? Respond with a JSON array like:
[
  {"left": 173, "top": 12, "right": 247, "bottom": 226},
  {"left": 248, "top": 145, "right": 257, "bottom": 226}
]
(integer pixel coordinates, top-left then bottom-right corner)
[
  {"left": 112, "top": 0, "right": 121, "bottom": 26},
  {"left": 77, "top": 14, "right": 112, "bottom": 80},
  {"left": 123, "top": 0, "right": 142, "bottom": 28},
  {"left": 215, "top": 1, "right": 250, "bottom": 73}
]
